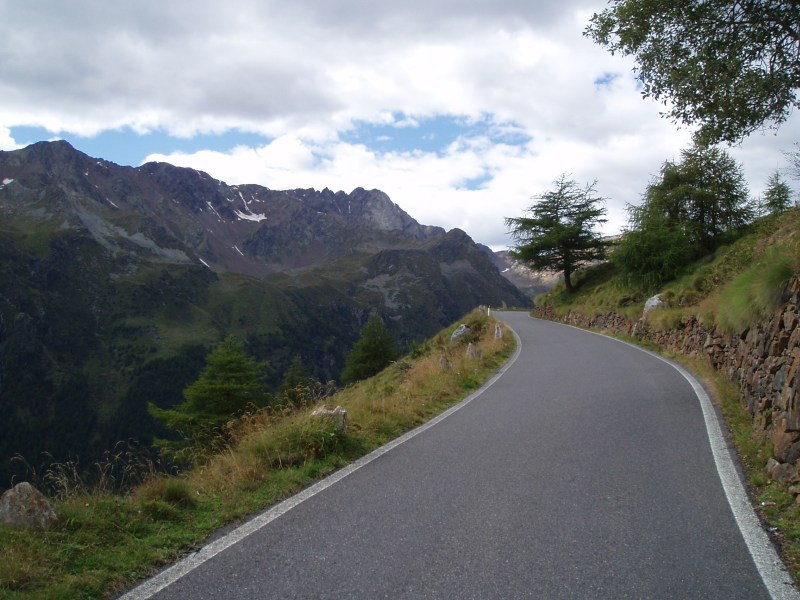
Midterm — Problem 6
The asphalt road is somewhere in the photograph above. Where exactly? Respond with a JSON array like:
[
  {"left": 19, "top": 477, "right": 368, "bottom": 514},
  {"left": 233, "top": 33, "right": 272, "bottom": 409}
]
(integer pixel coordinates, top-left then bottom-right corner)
[{"left": 122, "top": 312, "right": 797, "bottom": 599}]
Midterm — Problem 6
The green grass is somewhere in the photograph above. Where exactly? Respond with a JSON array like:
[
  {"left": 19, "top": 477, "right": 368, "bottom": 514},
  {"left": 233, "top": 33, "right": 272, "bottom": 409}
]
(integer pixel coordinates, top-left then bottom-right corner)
[
  {"left": 535, "top": 261, "right": 645, "bottom": 320},
  {"left": 0, "top": 309, "right": 515, "bottom": 599},
  {"left": 717, "top": 245, "right": 796, "bottom": 333}
]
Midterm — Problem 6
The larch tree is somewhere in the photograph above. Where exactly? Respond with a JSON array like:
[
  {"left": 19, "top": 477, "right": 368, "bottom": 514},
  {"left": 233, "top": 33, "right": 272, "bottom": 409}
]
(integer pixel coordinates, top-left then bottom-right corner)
[
  {"left": 505, "top": 174, "right": 609, "bottom": 294},
  {"left": 640, "top": 143, "right": 753, "bottom": 252},
  {"left": 149, "top": 335, "right": 268, "bottom": 451},
  {"left": 762, "top": 171, "right": 794, "bottom": 215},
  {"left": 279, "top": 355, "right": 318, "bottom": 407},
  {"left": 614, "top": 142, "right": 754, "bottom": 288}
]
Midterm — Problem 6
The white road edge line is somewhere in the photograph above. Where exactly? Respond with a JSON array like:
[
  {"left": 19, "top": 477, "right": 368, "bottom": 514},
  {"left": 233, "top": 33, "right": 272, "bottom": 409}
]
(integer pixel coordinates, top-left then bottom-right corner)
[
  {"left": 118, "top": 323, "right": 523, "bottom": 600},
  {"left": 566, "top": 321, "right": 800, "bottom": 600}
]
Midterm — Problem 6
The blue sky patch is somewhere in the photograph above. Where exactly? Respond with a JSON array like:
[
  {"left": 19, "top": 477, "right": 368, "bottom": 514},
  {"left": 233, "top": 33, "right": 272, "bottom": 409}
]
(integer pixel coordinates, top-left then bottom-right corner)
[
  {"left": 340, "top": 113, "right": 531, "bottom": 155},
  {"left": 459, "top": 172, "right": 494, "bottom": 191},
  {"left": 593, "top": 72, "right": 620, "bottom": 88},
  {"left": 9, "top": 126, "right": 271, "bottom": 167},
  {"left": 10, "top": 113, "right": 532, "bottom": 180}
]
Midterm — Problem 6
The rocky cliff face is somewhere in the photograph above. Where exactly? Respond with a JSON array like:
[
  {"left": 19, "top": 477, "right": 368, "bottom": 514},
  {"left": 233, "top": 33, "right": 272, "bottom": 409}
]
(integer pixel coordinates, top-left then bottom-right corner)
[{"left": 484, "top": 248, "right": 560, "bottom": 299}]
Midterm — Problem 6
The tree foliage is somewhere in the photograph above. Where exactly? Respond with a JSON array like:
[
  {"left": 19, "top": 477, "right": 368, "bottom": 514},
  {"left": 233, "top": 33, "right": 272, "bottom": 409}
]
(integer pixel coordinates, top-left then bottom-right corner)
[
  {"left": 615, "top": 143, "right": 754, "bottom": 288},
  {"left": 762, "top": 171, "right": 794, "bottom": 215},
  {"left": 642, "top": 144, "right": 753, "bottom": 251},
  {"left": 586, "top": 0, "right": 800, "bottom": 144},
  {"left": 148, "top": 336, "right": 268, "bottom": 446},
  {"left": 341, "top": 314, "right": 399, "bottom": 385},
  {"left": 278, "top": 355, "right": 320, "bottom": 407},
  {"left": 505, "top": 175, "right": 609, "bottom": 293},
  {"left": 613, "top": 209, "right": 694, "bottom": 290}
]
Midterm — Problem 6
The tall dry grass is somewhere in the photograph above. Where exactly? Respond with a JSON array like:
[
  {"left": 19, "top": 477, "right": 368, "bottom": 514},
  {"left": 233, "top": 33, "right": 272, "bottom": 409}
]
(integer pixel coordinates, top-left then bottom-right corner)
[{"left": 187, "top": 309, "right": 511, "bottom": 496}]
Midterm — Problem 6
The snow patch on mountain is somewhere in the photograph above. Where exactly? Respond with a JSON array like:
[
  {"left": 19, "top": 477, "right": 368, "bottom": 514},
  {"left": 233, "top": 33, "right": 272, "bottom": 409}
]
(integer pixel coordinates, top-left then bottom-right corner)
[{"left": 234, "top": 209, "right": 267, "bottom": 222}]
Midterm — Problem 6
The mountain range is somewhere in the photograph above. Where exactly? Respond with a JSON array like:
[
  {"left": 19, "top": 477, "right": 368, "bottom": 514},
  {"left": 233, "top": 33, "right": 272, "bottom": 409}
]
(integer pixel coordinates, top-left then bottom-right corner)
[{"left": 0, "top": 140, "right": 530, "bottom": 486}]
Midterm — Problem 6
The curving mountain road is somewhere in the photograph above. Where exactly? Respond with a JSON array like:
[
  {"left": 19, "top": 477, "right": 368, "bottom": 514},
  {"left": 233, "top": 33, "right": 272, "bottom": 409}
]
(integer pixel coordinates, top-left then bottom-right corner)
[{"left": 121, "top": 312, "right": 798, "bottom": 599}]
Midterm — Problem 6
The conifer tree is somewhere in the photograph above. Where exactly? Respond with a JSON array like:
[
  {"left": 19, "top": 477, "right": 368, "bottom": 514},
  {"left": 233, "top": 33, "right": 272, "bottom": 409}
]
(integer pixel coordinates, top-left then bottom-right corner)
[
  {"left": 762, "top": 171, "right": 793, "bottom": 215},
  {"left": 279, "top": 355, "right": 314, "bottom": 406},
  {"left": 614, "top": 142, "right": 754, "bottom": 288},
  {"left": 637, "top": 144, "right": 753, "bottom": 252},
  {"left": 149, "top": 336, "right": 268, "bottom": 449},
  {"left": 505, "top": 174, "right": 609, "bottom": 293},
  {"left": 341, "top": 314, "right": 399, "bottom": 384}
]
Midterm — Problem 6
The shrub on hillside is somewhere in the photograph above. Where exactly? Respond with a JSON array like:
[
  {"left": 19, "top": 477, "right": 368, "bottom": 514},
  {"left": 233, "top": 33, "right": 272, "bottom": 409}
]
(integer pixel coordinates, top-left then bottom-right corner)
[
  {"left": 341, "top": 314, "right": 399, "bottom": 385},
  {"left": 148, "top": 336, "right": 270, "bottom": 459}
]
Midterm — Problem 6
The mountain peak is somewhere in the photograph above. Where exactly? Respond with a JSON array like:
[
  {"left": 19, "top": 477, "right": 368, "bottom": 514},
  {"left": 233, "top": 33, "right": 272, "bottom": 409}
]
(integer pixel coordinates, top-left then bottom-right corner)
[
  {"left": 0, "top": 142, "right": 456, "bottom": 276},
  {"left": 344, "top": 188, "right": 443, "bottom": 239}
]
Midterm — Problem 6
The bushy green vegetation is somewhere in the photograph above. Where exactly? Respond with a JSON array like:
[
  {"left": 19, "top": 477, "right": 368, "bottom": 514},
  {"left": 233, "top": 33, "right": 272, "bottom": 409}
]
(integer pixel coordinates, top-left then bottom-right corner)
[
  {"left": 528, "top": 135, "right": 796, "bottom": 331},
  {"left": 614, "top": 142, "right": 755, "bottom": 290},
  {"left": 0, "top": 309, "right": 514, "bottom": 600},
  {"left": 538, "top": 207, "right": 800, "bottom": 333},
  {"left": 341, "top": 314, "right": 400, "bottom": 384},
  {"left": 717, "top": 246, "right": 796, "bottom": 333}
]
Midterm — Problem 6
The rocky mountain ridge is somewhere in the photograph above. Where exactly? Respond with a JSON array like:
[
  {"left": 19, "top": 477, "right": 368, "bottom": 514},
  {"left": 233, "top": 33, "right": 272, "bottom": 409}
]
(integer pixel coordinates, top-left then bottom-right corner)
[
  {"left": 485, "top": 249, "right": 561, "bottom": 298},
  {"left": 0, "top": 141, "right": 447, "bottom": 277}
]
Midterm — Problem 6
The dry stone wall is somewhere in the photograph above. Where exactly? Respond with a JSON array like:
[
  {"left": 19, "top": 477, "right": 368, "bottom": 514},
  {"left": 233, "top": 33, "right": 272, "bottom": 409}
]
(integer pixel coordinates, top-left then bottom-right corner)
[{"left": 533, "top": 277, "right": 800, "bottom": 483}]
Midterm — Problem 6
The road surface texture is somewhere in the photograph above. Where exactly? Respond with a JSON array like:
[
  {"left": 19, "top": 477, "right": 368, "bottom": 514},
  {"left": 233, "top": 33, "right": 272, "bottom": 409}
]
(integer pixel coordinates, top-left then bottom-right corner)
[{"left": 121, "top": 312, "right": 798, "bottom": 599}]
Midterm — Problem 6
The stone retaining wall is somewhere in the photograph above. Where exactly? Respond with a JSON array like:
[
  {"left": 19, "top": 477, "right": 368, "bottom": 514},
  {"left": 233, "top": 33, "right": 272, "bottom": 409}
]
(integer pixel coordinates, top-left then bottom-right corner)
[{"left": 533, "top": 277, "right": 800, "bottom": 482}]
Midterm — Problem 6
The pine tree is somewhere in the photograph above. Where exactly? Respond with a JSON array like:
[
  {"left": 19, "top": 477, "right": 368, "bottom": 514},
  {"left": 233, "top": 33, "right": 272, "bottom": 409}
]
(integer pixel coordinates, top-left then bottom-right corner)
[
  {"left": 148, "top": 336, "right": 268, "bottom": 446},
  {"left": 341, "top": 314, "right": 399, "bottom": 384},
  {"left": 762, "top": 171, "right": 793, "bottom": 215},
  {"left": 279, "top": 355, "right": 314, "bottom": 406}
]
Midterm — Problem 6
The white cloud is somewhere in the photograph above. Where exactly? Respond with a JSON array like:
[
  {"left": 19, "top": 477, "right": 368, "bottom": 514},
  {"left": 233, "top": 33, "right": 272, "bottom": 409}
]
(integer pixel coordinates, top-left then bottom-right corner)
[
  {"left": 0, "top": 1, "right": 609, "bottom": 138},
  {"left": 3, "top": 0, "right": 798, "bottom": 249},
  {"left": 0, "top": 126, "right": 21, "bottom": 151},
  {"left": 145, "top": 103, "right": 696, "bottom": 248}
]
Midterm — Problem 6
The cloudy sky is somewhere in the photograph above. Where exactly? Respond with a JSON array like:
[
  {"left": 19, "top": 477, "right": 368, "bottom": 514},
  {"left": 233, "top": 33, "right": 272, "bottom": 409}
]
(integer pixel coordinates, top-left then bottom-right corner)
[{"left": 2, "top": 1, "right": 798, "bottom": 249}]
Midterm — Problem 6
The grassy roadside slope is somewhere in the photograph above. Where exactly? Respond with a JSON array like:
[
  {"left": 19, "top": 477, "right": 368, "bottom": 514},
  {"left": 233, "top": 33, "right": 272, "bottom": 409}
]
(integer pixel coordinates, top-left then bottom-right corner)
[
  {"left": 0, "top": 309, "right": 515, "bottom": 600},
  {"left": 537, "top": 207, "right": 800, "bottom": 330}
]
